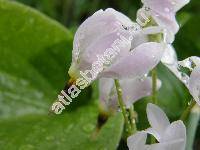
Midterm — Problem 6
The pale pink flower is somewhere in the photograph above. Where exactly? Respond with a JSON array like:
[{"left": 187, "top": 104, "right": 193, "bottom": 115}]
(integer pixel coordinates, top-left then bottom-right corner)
[
  {"left": 127, "top": 103, "right": 186, "bottom": 150},
  {"left": 68, "top": 8, "right": 165, "bottom": 82}
]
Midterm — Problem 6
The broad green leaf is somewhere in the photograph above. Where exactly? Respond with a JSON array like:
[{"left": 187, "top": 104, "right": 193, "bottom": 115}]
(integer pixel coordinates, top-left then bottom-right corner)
[
  {"left": 0, "top": 0, "right": 124, "bottom": 149},
  {"left": 0, "top": 105, "right": 124, "bottom": 150}
]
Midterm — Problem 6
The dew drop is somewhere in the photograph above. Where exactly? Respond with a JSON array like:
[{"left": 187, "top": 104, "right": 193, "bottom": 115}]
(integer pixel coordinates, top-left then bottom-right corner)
[
  {"left": 139, "top": 74, "right": 147, "bottom": 82},
  {"left": 180, "top": 72, "right": 189, "bottom": 85},
  {"left": 117, "top": 106, "right": 122, "bottom": 112},
  {"left": 179, "top": 58, "right": 196, "bottom": 70},
  {"left": 188, "top": 101, "right": 191, "bottom": 105},
  {"left": 144, "top": 6, "right": 150, "bottom": 11}
]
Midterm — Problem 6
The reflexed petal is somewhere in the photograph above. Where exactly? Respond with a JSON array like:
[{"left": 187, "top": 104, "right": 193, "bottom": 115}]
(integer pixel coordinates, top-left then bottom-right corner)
[
  {"left": 106, "top": 8, "right": 134, "bottom": 27},
  {"left": 142, "top": 0, "right": 174, "bottom": 15},
  {"left": 188, "top": 66, "right": 200, "bottom": 105},
  {"left": 81, "top": 30, "right": 131, "bottom": 70},
  {"left": 142, "top": 0, "right": 189, "bottom": 14},
  {"left": 141, "top": 0, "right": 184, "bottom": 34},
  {"left": 161, "top": 44, "right": 177, "bottom": 65},
  {"left": 69, "top": 29, "right": 132, "bottom": 78},
  {"left": 127, "top": 132, "right": 147, "bottom": 150},
  {"left": 72, "top": 8, "right": 133, "bottom": 62},
  {"left": 99, "top": 78, "right": 115, "bottom": 108},
  {"left": 162, "top": 121, "right": 186, "bottom": 145},
  {"left": 148, "top": 139, "right": 185, "bottom": 150},
  {"left": 99, "top": 77, "right": 161, "bottom": 110},
  {"left": 73, "top": 9, "right": 113, "bottom": 61},
  {"left": 120, "top": 77, "right": 162, "bottom": 108},
  {"left": 101, "top": 42, "right": 165, "bottom": 79},
  {"left": 172, "top": 0, "right": 190, "bottom": 12},
  {"left": 146, "top": 103, "right": 170, "bottom": 141},
  {"left": 151, "top": 11, "right": 179, "bottom": 34}
]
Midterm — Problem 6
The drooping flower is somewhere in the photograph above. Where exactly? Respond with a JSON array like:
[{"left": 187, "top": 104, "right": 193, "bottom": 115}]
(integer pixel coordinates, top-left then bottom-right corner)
[
  {"left": 68, "top": 8, "right": 165, "bottom": 83},
  {"left": 127, "top": 103, "right": 186, "bottom": 150},
  {"left": 99, "top": 77, "right": 161, "bottom": 111},
  {"left": 137, "top": 0, "right": 190, "bottom": 43}
]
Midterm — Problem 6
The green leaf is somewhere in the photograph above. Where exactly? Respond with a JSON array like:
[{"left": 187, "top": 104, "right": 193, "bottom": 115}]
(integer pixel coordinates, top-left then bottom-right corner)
[
  {"left": 0, "top": 104, "right": 124, "bottom": 150},
  {"left": 0, "top": 0, "right": 123, "bottom": 149},
  {"left": 157, "top": 64, "right": 190, "bottom": 119}
]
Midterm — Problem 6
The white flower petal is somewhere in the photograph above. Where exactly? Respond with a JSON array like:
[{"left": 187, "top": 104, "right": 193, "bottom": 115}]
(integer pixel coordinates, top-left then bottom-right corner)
[
  {"left": 151, "top": 11, "right": 179, "bottom": 34},
  {"left": 172, "top": 0, "right": 190, "bottom": 12},
  {"left": 99, "top": 77, "right": 162, "bottom": 110},
  {"left": 161, "top": 44, "right": 177, "bottom": 65},
  {"left": 162, "top": 120, "right": 186, "bottom": 142},
  {"left": 120, "top": 77, "right": 162, "bottom": 108},
  {"left": 146, "top": 103, "right": 170, "bottom": 141},
  {"left": 189, "top": 66, "right": 200, "bottom": 105},
  {"left": 101, "top": 42, "right": 165, "bottom": 79},
  {"left": 148, "top": 139, "right": 185, "bottom": 150},
  {"left": 142, "top": 0, "right": 173, "bottom": 13},
  {"left": 72, "top": 8, "right": 133, "bottom": 62},
  {"left": 127, "top": 132, "right": 147, "bottom": 150},
  {"left": 142, "top": 0, "right": 189, "bottom": 14},
  {"left": 105, "top": 8, "right": 134, "bottom": 27},
  {"left": 99, "top": 78, "right": 115, "bottom": 108},
  {"left": 141, "top": 0, "right": 186, "bottom": 34},
  {"left": 80, "top": 29, "right": 131, "bottom": 71},
  {"left": 131, "top": 31, "right": 148, "bottom": 49}
]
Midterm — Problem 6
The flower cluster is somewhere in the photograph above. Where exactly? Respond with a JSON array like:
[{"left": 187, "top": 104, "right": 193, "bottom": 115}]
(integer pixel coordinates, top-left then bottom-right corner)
[{"left": 51, "top": 0, "right": 200, "bottom": 149}]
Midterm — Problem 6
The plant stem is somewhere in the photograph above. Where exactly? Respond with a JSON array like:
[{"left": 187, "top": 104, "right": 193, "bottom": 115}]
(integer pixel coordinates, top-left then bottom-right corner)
[
  {"left": 114, "top": 79, "right": 132, "bottom": 136},
  {"left": 151, "top": 68, "right": 158, "bottom": 144},
  {"left": 151, "top": 68, "right": 157, "bottom": 104},
  {"left": 180, "top": 100, "right": 196, "bottom": 122},
  {"left": 129, "top": 105, "right": 137, "bottom": 134}
]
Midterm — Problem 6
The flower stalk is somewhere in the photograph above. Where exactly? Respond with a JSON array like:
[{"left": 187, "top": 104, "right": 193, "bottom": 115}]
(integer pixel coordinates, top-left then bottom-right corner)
[
  {"left": 128, "top": 105, "right": 137, "bottom": 134},
  {"left": 114, "top": 79, "right": 132, "bottom": 136},
  {"left": 150, "top": 68, "right": 158, "bottom": 144},
  {"left": 151, "top": 68, "right": 157, "bottom": 104},
  {"left": 180, "top": 100, "right": 196, "bottom": 122}
]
